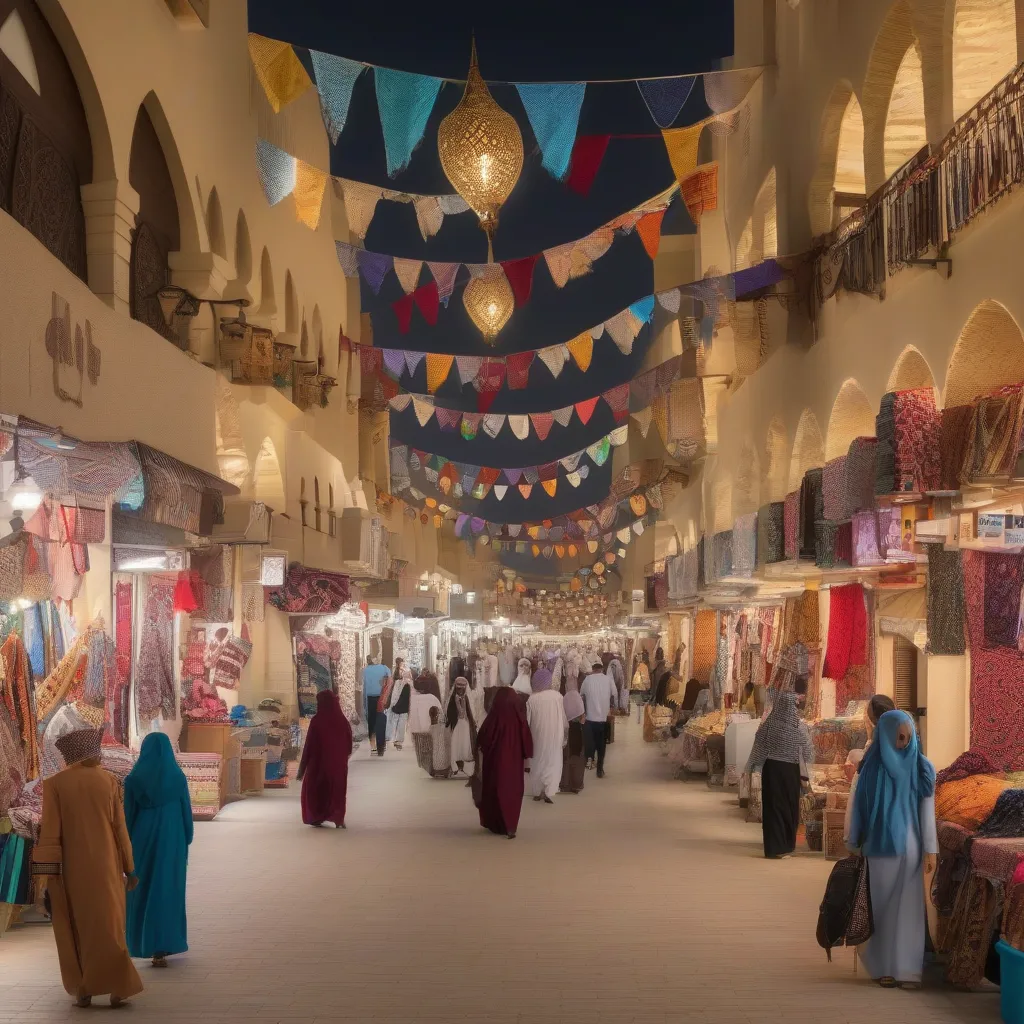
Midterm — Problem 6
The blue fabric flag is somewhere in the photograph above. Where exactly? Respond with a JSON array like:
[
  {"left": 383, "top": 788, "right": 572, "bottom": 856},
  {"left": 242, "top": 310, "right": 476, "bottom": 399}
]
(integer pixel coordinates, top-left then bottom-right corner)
[
  {"left": 310, "top": 50, "right": 364, "bottom": 145},
  {"left": 356, "top": 249, "right": 392, "bottom": 294},
  {"left": 629, "top": 295, "right": 657, "bottom": 324},
  {"left": 515, "top": 82, "right": 586, "bottom": 180},
  {"left": 732, "top": 258, "right": 785, "bottom": 297},
  {"left": 637, "top": 76, "right": 696, "bottom": 129},
  {"left": 255, "top": 139, "right": 296, "bottom": 206},
  {"left": 374, "top": 68, "right": 443, "bottom": 176}
]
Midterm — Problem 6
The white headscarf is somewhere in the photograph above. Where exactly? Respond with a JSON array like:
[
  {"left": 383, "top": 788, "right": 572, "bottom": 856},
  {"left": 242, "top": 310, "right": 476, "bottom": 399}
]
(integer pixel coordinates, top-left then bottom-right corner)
[{"left": 512, "top": 658, "right": 533, "bottom": 696}]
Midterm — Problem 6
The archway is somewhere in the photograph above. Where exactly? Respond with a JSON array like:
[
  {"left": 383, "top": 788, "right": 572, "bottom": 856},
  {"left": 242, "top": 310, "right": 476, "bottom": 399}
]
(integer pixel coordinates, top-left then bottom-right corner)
[
  {"left": 826, "top": 379, "right": 876, "bottom": 461},
  {"left": 763, "top": 416, "right": 790, "bottom": 503},
  {"left": 206, "top": 187, "right": 226, "bottom": 259},
  {"left": 234, "top": 209, "right": 252, "bottom": 285},
  {"left": 258, "top": 247, "right": 276, "bottom": 316},
  {"left": 952, "top": 0, "right": 1017, "bottom": 119},
  {"left": 788, "top": 409, "right": 826, "bottom": 492},
  {"left": 285, "top": 270, "right": 299, "bottom": 333},
  {"left": 945, "top": 300, "right": 1024, "bottom": 407},
  {"left": 809, "top": 82, "right": 867, "bottom": 236},
  {"left": 887, "top": 345, "right": 935, "bottom": 392},
  {"left": 252, "top": 436, "right": 285, "bottom": 505},
  {"left": 214, "top": 374, "right": 249, "bottom": 488},
  {"left": 884, "top": 43, "right": 927, "bottom": 177}
]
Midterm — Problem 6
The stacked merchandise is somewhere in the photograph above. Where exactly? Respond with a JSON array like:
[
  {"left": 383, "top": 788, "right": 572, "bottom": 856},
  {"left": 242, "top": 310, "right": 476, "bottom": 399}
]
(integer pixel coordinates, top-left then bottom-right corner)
[
  {"left": 874, "top": 388, "right": 941, "bottom": 495},
  {"left": 174, "top": 751, "right": 223, "bottom": 820},
  {"left": 940, "top": 382, "right": 1024, "bottom": 489}
]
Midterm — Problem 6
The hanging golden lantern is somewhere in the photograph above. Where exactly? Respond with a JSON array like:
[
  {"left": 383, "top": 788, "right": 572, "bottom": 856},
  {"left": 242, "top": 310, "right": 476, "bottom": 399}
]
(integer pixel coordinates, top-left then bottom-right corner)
[
  {"left": 462, "top": 263, "right": 514, "bottom": 342},
  {"left": 438, "top": 40, "right": 523, "bottom": 239}
]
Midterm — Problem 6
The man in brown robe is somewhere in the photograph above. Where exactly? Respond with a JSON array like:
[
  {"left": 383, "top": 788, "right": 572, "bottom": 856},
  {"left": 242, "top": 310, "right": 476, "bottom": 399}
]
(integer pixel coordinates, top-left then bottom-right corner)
[{"left": 33, "top": 728, "right": 143, "bottom": 1007}]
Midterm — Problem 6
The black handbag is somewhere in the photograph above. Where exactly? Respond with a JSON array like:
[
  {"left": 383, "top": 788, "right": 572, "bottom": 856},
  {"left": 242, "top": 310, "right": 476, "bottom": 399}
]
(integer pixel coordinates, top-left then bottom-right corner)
[{"left": 816, "top": 855, "right": 874, "bottom": 960}]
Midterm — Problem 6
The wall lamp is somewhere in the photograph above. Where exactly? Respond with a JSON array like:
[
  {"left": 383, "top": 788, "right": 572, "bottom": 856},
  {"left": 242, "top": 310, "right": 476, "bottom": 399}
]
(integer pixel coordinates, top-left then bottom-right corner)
[{"left": 157, "top": 285, "right": 250, "bottom": 327}]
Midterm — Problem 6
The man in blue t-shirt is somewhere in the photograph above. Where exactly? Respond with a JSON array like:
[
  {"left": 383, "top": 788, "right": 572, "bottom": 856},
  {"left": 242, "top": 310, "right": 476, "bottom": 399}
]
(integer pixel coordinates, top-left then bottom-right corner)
[{"left": 361, "top": 656, "right": 391, "bottom": 756}]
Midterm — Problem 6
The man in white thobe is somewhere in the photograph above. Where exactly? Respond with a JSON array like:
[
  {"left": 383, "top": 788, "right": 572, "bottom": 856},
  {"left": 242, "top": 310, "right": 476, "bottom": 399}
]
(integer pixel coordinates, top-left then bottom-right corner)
[{"left": 525, "top": 667, "right": 567, "bottom": 803}]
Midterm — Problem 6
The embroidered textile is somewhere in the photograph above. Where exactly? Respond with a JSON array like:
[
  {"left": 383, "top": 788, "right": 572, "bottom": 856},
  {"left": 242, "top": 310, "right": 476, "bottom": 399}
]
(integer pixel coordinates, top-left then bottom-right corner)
[
  {"left": 757, "top": 502, "right": 785, "bottom": 564},
  {"left": 940, "top": 405, "right": 975, "bottom": 490},
  {"left": 926, "top": 546, "right": 966, "bottom": 655},
  {"left": 799, "top": 469, "right": 823, "bottom": 561},
  {"left": 845, "top": 437, "right": 878, "bottom": 513},
  {"left": 823, "top": 584, "right": 867, "bottom": 681},
  {"left": 692, "top": 610, "right": 718, "bottom": 684},
  {"left": 893, "top": 387, "right": 941, "bottom": 492},
  {"left": 732, "top": 514, "right": 756, "bottom": 577},
  {"left": 851, "top": 511, "right": 884, "bottom": 567},
  {"left": 984, "top": 552, "right": 1024, "bottom": 648},
  {"left": 822, "top": 456, "right": 849, "bottom": 522},
  {"left": 784, "top": 491, "right": 799, "bottom": 559},
  {"left": 874, "top": 392, "right": 897, "bottom": 495},
  {"left": 815, "top": 521, "right": 838, "bottom": 569},
  {"left": 267, "top": 564, "right": 349, "bottom": 613},
  {"left": 711, "top": 530, "right": 733, "bottom": 581},
  {"left": 785, "top": 590, "right": 820, "bottom": 648},
  {"left": 137, "top": 578, "right": 176, "bottom": 720}
]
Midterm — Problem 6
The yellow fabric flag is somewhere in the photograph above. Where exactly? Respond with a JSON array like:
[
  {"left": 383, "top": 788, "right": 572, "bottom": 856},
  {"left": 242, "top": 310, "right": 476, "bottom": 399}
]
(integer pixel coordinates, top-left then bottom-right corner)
[
  {"left": 248, "top": 34, "right": 313, "bottom": 113},
  {"left": 566, "top": 332, "right": 593, "bottom": 373},
  {"left": 661, "top": 119, "right": 708, "bottom": 185},
  {"left": 542, "top": 479, "right": 557, "bottom": 497},
  {"left": 293, "top": 160, "right": 327, "bottom": 230},
  {"left": 426, "top": 353, "right": 454, "bottom": 393}
]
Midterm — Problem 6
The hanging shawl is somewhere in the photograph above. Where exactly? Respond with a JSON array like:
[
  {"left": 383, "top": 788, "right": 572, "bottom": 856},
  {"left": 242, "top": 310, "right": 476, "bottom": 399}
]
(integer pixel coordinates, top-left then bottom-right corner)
[{"left": 745, "top": 692, "right": 814, "bottom": 771}]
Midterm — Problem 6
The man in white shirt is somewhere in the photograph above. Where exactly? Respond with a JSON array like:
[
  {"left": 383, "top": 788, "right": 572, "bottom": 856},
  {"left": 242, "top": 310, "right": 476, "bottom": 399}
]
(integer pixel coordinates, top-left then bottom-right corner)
[{"left": 580, "top": 661, "right": 618, "bottom": 778}]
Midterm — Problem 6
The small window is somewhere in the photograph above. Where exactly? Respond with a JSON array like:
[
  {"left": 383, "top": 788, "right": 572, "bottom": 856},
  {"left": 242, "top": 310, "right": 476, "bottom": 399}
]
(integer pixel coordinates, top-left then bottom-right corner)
[
  {"left": 893, "top": 635, "right": 918, "bottom": 715},
  {"left": 299, "top": 477, "right": 307, "bottom": 527},
  {"left": 314, "top": 477, "right": 321, "bottom": 532},
  {"left": 328, "top": 484, "right": 336, "bottom": 537}
]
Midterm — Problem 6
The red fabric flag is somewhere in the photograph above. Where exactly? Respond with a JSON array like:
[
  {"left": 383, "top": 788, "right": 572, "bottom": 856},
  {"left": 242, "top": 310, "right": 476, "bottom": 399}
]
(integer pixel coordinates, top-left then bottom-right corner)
[
  {"left": 539, "top": 461, "right": 558, "bottom": 480},
  {"left": 568, "top": 135, "right": 611, "bottom": 196},
  {"left": 413, "top": 281, "right": 440, "bottom": 325},
  {"left": 603, "top": 383, "right": 630, "bottom": 421},
  {"left": 530, "top": 412, "right": 555, "bottom": 440},
  {"left": 478, "top": 388, "right": 499, "bottom": 414},
  {"left": 500, "top": 254, "right": 539, "bottom": 307},
  {"left": 392, "top": 293, "right": 415, "bottom": 334},
  {"left": 636, "top": 209, "right": 666, "bottom": 259},
  {"left": 575, "top": 397, "right": 599, "bottom": 425},
  {"left": 505, "top": 351, "right": 534, "bottom": 390}
]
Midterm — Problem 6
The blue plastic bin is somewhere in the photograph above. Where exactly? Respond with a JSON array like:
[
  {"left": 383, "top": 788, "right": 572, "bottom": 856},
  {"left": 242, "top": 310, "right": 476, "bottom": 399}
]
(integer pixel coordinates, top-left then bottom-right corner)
[{"left": 997, "top": 941, "right": 1024, "bottom": 1024}]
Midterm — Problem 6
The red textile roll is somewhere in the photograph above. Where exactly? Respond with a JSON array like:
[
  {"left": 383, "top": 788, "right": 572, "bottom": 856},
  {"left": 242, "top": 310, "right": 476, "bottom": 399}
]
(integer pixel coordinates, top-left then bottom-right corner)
[{"left": 823, "top": 583, "right": 867, "bottom": 681}]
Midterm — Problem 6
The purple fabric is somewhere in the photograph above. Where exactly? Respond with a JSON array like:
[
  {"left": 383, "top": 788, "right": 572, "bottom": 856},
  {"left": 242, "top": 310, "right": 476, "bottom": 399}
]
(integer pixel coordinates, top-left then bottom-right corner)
[{"left": 531, "top": 667, "right": 553, "bottom": 692}]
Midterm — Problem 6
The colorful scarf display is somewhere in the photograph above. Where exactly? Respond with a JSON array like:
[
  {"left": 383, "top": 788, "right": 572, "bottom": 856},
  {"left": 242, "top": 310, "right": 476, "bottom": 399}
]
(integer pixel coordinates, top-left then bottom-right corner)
[
  {"left": 927, "top": 546, "right": 966, "bottom": 656},
  {"left": 892, "top": 387, "right": 941, "bottom": 492},
  {"left": 983, "top": 552, "right": 1024, "bottom": 648},
  {"left": 822, "top": 584, "right": 867, "bottom": 682},
  {"left": 874, "top": 392, "right": 897, "bottom": 495}
]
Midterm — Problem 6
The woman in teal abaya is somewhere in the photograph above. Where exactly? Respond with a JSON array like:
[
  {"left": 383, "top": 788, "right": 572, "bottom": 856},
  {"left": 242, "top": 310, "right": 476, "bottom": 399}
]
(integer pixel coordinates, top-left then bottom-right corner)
[{"left": 124, "top": 731, "right": 193, "bottom": 967}]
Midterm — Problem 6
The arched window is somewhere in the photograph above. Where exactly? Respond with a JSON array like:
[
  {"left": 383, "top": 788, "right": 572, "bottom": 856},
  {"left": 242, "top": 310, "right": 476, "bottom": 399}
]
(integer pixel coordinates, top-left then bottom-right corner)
[
  {"left": 299, "top": 476, "right": 307, "bottom": 526},
  {"left": 206, "top": 186, "right": 225, "bottom": 259},
  {"left": 0, "top": 0, "right": 90, "bottom": 279},
  {"left": 884, "top": 43, "right": 927, "bottom": 177},
  {"left": 946, "top": 300, "right": 1024, "bottom": 407},
  {"left": 328, "top": 483, "right": 336, "bottom": 537},
  {"left": 826, "top": 379, "right": 876, "bottom": 462},
  {"left": 788, "top": 410, "right": 826, "bottom": 493},
  {"left": 809, "top": 83, "right": 866, "bottom": 235},
  {"left": 313, "top": 476, "right": 321, "bottom": 532},
  {"left": 234, "top": 209, "right": 252, "bottom": 286},
  {"left": 128, "top": 99, "right": 181, "bottom": 345},
  {"left": 252, "top": 437, "right": 284, "bottom": 505}
]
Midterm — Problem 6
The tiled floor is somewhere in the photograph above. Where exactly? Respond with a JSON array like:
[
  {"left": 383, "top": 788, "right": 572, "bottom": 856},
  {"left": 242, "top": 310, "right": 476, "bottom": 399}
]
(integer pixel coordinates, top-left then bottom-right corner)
[{"left": 1, "top": 719, "right": 1001, "bottom": 1023}]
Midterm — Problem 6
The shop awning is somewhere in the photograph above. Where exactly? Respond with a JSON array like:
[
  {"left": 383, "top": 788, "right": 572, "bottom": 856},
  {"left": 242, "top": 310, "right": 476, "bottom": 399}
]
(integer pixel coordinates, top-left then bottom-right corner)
[{"left": 877, "top": 587, "right": 927, "bottom": 651}]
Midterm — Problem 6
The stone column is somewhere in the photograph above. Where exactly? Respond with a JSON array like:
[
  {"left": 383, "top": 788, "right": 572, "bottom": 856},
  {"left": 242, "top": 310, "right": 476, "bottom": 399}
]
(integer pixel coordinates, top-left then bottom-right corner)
[{"left": 80, "top": 179, "right": 139, "bottom": 315}]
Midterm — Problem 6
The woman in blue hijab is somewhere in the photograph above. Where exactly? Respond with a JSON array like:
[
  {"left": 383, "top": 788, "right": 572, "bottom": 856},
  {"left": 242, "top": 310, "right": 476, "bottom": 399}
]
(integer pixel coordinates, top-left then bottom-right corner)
[
  {"left": 845, "top": 709, "right": 937, "bottom": 989},
  {"left": 124, "top": 732, "right": 193, "bottom": 967}
]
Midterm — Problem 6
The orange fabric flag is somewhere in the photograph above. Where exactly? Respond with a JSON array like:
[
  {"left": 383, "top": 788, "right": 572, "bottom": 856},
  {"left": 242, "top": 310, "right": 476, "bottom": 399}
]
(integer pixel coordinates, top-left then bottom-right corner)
[
  {"left": 567, "top": 332, "right": 593, "bottom": 372},
  {"left": 542, "top": 479, "right": 557, "bottom": 497},
  {"left": 636, "top": 209, "right": 666, "bottom": 259},
  {"left": 661, "top": 119, "right": 707, "bottom": 184},
  {"left": 293, "top": 160, "right": 328, "bottom": 229},
  {"left": 248, "top": 34, "right": 312, "bottom": 113},
  {"left": 425, "top": 353, "right": 454, "bottom": 393}
]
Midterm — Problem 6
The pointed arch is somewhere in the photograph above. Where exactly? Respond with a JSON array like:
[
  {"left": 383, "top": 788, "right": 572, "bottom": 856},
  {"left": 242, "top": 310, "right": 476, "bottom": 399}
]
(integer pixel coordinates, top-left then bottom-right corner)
[
  {"left": 788, "top": 410, "right": 825, "bottom": 492},
  {"left": 0, "top": 8, "right": 39, "bottom": 93},
  {"left": 887, "top": 345, "right": 935, "bottom": 392},
  {"left": 763, "top": 416, "right": 790, "bottom": 503},
  {"left": 945, "top": 300, "right": 1024, "bottom": 407},
  {"left": 809, "top": 82, "right": 867, "bottom": 236},
  {"left": 206, "top": 186, "right": 226, "bottom": 259},
  {"left": 952, "top": 0, "right": 1018, "bottom": 120},
  {"left": 252, "top": 437, "right": 285, "bottom": 505},
  {"left": 214, "top": 375, "right": 249, "bottom": 488},
  {"left": 311, "top": 304, "right": 325, "bottom": 371},
  {"left": 826, "top": 379, "right": 876, "bottom": 462},
  {"left": 285, "top": 270, "right": 299, "bottom": 334},
  {"left": 234, "top": 209, "right": 252, "bottom": 285},
  {"left": 884, "top": 42, "right": 927, "bottom": 177},
  {"left": 258, "top": 247, "right": 276, "bottom": 316}
]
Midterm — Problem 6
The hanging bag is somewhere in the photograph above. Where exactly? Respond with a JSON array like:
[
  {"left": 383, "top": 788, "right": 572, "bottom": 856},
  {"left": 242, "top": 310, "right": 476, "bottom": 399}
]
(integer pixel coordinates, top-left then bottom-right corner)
[{"left": 816, "top": 854, "right": 874, "bottom": 960}]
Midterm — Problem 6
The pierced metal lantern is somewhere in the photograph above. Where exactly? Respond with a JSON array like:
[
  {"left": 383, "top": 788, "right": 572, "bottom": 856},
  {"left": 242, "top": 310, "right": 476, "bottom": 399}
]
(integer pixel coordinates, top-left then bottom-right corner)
[
  {"left": 437, "top": 40, "right": 523, "bottom": 239},
  {"left": 462, "top": 265, "right": 514, "bottom": 342}
]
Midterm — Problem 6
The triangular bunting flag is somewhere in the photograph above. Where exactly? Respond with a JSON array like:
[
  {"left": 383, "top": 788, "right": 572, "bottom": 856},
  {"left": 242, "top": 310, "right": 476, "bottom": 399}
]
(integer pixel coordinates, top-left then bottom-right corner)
[
  {"left": 335, "top": 241, "right": 359, "bottom": 277},
  {"left": 519, "top": 484, "right": 533, "bottom": 499},
  {"left": 567, "top": 332, "right": 593, "bottom": 372},
  {"left": 657, "top": 288, "right": 682, "bottom": 314},
  {"left": 515, "top": 83, "right": 586, "bottom": 180},
  {"left": 248, "top": 34, "right": 312, "bottom": 113},
  {"left": 587, "top": 437, "right": 611, "bottom": 466},
  {"left": 456, "top": 355, "right": 484, "bottom": 386},
  {"left": 523, "top": 467, "right": 540, "bottom": 485},
  {"left": 508, "top": 524, "right": 522, "bottom": 537},
  {"left": 560, "top": 452, "right": 582, "bottom": 473},
  {"left": 604, "top": 383, "right": 630, "bottom": 420},
  {"left": 390, "top": 393, "right": 413, "bottom": 412},
  {"left": 482, "top": 414, "right": 505, "bottom": 438},
  {"left": 460, "top": 413, "right": 481, "bottom": 439},
  {"left": 567, "top": 135, "right": 610, "bottom": 196},
  {"left": 382, "top": 348, "right": 406, "bottom": 378},
  {"left": 554, "top": 544, "right": 566, "bottom": 559},
  {"left": 543, "top": 243, "right": 574, "bottom": 289},
  {"left": 500, "top": 255, "right": 539, "bottom": 307},
  {"left": 425, "top": 353, "right": 454, "bottom": 393},
  {"left": 505, "top": 351, "right": 534, "bottom": 390},
  {"left": 530, "top": 413, "right": 555, "bottom": 440},
  {"left": 617, "top": 527, "right": 632, "bottom": 544},
  {"left": 632, "top": 406, "right": 654, "bottom": 437},
  {"left": 293, "top": 160, "right": 328, "bottom": 229},
  {"left": 636, "top": 209, "right": 666, "bottom": 259},
  {"left": 341, "top": 180, "right": 383, "bottom": 239},
  {"left": 357, "top": 249, "right": 392, "bottom": 294},
  {"left": 509, "top": 415, "right": 530, "bottom": 440},
  {"left": 413, "top": 196, "right": 444, "bottom": 240},
  {"left": 575, "top": 397, "right": 599, "bottom": 425},
  {"left": 413, "top": 282, "right": 440, "bottom": 326},
  {"left": 427, "top": 262, "right": 460, "bottom": 305},
  {"left": 680, "top": 162, "right": 719, "bottom": 223},
  {"left": 567, "top": 471, "right": 582, "bottom": 487},
  {"left": 604, "top": 310, "right": 640, "bottom": 354},
  {"left": 662, "top": 119, "right": 708, "bottom": 185},
  {"left": 412, "top": 396, "right": 434, "bottom": 427},
  {"left": 629, "top": 295, "right": 657, "bottom": 325},
  {"left": 478, "top": 389, "right": 499, "bottom": 414},
  {"left": 404, "top": 350, "right": 425, "bottom": 376},
  {"left": 255, "top": 139, "right": 297, "bottom": 206},
  {"left": 393, "top": 258, "right": 423, "bottom": 295},
  {"left": 309, "top": 50, "right": 364, "bottom": 143},
  {"left": 609, "top": 424, "right": 629, "bottom": 446},
  {"left": 542, "top": 479, "right": 557, "bottom": 497},
  {"left": 552, "top": 406, "right": 574, "bottom": 428},
  {"left": 392, "top": 293, "right": 415, "bottom": 333},
  {"left": 633, "top": 519, "right": 645, "bottom": 536},
  {"left": 637, "top": 76, "right": 696, "bottom": 129},
  {"left": 504, "top": 469, "right": 523, "bottom": 485},
  {"left": 493, "top": 485, "right": 508, "bottom": 501},
  {"left": 374, "top": 68, "right": 443, "bottom": 176},
  {"left": 537, "top": 345, "right": 569, "bottom": 379},
  {"left": 435, "top": 406, "right": 461, "bottom": 430}
]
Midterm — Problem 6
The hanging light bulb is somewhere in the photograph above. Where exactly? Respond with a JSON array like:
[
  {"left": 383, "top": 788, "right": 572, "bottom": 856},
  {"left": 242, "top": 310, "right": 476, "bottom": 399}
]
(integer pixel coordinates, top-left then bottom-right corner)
[
  {"left": 438, "top": 39, "right": 523, "bottom": 240},
  {"left": 462, "top": 265, "right": 514, "bottom": 342}
]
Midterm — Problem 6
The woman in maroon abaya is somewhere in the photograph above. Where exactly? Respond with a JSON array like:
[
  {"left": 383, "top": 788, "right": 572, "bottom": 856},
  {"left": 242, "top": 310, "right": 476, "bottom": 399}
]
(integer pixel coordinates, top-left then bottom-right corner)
[
  {"left": 473, "top": 687, "right": 533, "bottom": 839},
  {"left": 297, "top": 690, "right": 353, "bottom": 828}
]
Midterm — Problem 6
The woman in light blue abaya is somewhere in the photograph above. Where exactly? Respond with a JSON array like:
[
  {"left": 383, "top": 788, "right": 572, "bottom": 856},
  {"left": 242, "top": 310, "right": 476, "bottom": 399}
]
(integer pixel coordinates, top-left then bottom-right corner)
[
  {"left": 845, "top": 709, "right": 937, "bottom": 989},
  {"left": 124, "top": 731, "right": 193, "bottom": 968}
]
